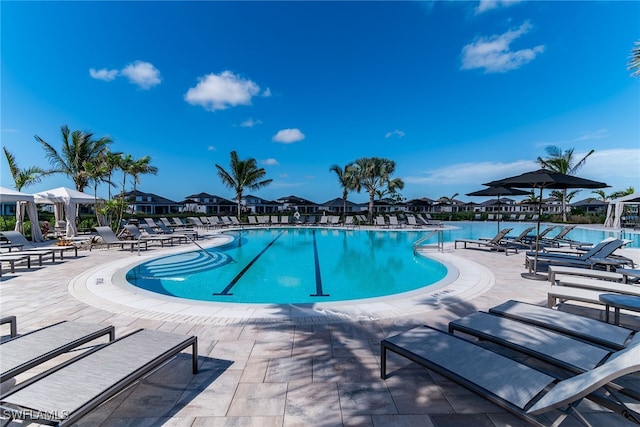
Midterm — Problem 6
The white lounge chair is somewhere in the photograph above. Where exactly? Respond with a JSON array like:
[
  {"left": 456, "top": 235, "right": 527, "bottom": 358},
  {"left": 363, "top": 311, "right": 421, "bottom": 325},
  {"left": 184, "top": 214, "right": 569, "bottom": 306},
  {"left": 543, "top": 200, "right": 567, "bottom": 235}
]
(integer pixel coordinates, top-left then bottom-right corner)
[
  {"left": 123, "top": 224, "right": 175, "bottom": 247},
  {"left": 0, "top": 230, "right": 77, "bottom": 261}
]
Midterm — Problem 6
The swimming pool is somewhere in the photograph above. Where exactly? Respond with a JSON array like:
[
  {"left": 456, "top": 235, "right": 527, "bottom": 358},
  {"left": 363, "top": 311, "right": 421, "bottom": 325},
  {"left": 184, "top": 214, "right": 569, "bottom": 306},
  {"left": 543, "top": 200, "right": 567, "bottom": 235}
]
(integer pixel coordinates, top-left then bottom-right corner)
[{"left": 126, "top": 228, "right": 449, "bottom": 304}]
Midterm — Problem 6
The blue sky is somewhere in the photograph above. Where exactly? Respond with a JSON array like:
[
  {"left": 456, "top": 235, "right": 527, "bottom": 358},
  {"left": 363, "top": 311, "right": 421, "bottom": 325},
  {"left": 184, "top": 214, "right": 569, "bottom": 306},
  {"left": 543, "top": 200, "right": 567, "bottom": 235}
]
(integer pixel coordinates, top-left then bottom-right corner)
[{"left": 2, "top": 1, "right": 639, "bottom": 205}]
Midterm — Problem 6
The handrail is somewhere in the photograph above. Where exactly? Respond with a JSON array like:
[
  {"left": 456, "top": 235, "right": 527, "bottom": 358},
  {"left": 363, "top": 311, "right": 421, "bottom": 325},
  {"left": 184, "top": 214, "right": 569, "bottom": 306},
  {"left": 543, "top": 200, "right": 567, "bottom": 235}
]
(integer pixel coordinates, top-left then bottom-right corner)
[
  {"left": 136, "top": 230, "right": 221, "bottom": 260},
  {"left": 413, "top": 229, "right": 444, "bottom": 253}
]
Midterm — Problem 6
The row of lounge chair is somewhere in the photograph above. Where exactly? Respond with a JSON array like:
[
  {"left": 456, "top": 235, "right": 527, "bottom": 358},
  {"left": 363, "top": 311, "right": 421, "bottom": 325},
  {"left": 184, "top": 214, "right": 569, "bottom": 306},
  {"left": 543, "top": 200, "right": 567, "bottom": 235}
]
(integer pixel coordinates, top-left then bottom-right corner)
[
  {"left": 0, "top": 231, "right": 80, "bottom": 276},
  {"left": 381, "top": 299, "right": 640, "bottom": 426},
  {"left": 474, "top": 213, "right": 540, "bottom": 221},
  {"left": 0, "top": 317, "right": 198, "bottom": 426}
]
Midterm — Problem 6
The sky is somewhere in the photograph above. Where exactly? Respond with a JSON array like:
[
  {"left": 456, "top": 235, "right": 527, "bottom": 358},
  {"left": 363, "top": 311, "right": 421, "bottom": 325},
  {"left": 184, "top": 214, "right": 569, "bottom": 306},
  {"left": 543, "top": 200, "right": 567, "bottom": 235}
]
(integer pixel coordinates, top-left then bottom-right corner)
[{"left": 2, "top": 1, "right": 639, "bottom": 205}]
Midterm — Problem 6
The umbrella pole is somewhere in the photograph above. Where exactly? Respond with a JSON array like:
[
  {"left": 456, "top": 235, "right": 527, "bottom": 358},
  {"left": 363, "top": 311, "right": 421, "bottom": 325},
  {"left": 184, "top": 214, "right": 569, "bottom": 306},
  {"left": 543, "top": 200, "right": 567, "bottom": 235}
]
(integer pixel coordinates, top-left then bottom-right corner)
[
  {"left": 497, "top": 195, "right": 501, "bottom": 234},
  {"left": 522, "top": 186, "right": 546, "bottom": 280}
]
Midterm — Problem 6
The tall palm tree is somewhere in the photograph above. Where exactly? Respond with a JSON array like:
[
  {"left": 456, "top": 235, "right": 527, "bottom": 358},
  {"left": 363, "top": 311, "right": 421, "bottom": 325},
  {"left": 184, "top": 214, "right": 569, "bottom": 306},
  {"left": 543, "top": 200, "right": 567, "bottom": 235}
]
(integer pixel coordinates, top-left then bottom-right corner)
[
  {"left": 104, "top": 149, "right": 124, "bottom": 199},
  {"left": 350, "top": 157, "right": 404, "bottom": 223},
  {"left": 609, "top": 186, "right": 635, "bottom": 200},
  {"left": 329, "top": 163, "right": 357, "bottom": 219},
  {"left": 591, "top": 189, "right": 608, "bottom": 202},
  {"left": 35, "top": 125, "right": 112, "bottom": 192},
  {"left": 3, "top": 147, "right": 48, "bottom": 191},
  {"left": 215, "top": 151, "right": 273, "bottom": 215},
  {"left": 537, "top": 145, "right": 594, "bottom": 222},
  {"left": 127, "top": 156, "right": 158, "bottom": 196},
  {"left": 629, "top": 40, "right": 640, "bottom": 77}
]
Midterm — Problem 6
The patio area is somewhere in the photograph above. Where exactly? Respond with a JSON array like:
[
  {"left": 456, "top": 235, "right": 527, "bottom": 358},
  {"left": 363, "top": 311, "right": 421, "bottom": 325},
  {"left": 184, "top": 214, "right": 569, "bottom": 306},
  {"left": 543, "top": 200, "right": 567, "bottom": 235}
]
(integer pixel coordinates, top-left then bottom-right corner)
[{"left": 1, "top": 229, "right": 639, "bottom": 426}]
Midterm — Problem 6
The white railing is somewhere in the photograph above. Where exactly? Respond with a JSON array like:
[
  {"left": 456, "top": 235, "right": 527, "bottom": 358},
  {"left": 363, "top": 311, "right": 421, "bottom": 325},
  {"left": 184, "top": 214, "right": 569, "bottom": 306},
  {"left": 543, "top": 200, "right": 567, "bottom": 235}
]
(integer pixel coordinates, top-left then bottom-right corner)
[{"left": 413, "top": 229, "right": 444, "bottom": 253}]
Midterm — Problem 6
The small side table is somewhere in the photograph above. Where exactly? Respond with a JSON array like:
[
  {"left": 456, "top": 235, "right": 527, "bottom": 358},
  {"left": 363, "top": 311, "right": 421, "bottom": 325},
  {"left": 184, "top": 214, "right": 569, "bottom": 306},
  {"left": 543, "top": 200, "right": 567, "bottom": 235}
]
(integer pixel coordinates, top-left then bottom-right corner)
[{"left": 599, "top": 293, "right": 640, "bottom": 325}]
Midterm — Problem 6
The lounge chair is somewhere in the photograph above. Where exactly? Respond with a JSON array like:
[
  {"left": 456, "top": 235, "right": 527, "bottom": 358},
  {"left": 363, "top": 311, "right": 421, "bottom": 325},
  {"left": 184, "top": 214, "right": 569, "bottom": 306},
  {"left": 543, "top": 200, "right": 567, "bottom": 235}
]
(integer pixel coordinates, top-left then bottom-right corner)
[
  {"left": 521, "top": 225, "right": 558, "bottom": 245},
  {"left": 139, "top": 224, "right": 187, "bottom": 244},
  {"left": 487, "top": 213, "right": 495, "bottom": 221},
  {"left": 318, "top": 216, "right": 329, "bottom": 225},
  {"left": 381, "top": 325, "right": 640, "bottom": 426},
  {"left": 422, "top": 213, "right": 444, "bottom": 226},
  {"left": 554, "top": 276, "right": 640, "bottom": 297},
  {"left": 508, "top": 214, "right": 517, "bottom": 221},
  {"left": 405, "top": 215, "right": 420, "bottom": 228},
  {"left": 156, "top": 221, "right": 198, "bottom": 241},
  {"left": 257, "top": 215, "right": 270, "bottom": 226},
  {"left": 171, "top": 217, "right": 188, "bottom": 228},
  {"left": 0, "top": 230, "right": 78, "bottom": 260},
  {"left": 90, "top": 226, "right": 148, "bottom": 252},
  {"left": 525, "top": 239, "right": 629, "bottom": 272},
  {"left": 328, "top": 215, "right": 340, "bottom": 226},
  {"left": 188, "top": 217, "right": 210, "bottom": 230},
  {"left": 0, "top": 329, "right": 197, "bottom": 426},
  {"left": 1, "top": 315, "right": 17, "bottom": 338},
  {"left": 248, "top": 216, "right": 259, "bottom": 226},
  {"left": 270, "top": 215, "right": 280, "bottom": 225},
  {"left": 449, "top": 311, "right": 639, "bottom": 372},
  {"left": 489, "top": 300, "right": 636, "bottom": 349},
  {"left": 547, "top": 265, "right": 627, "bottom": 284},
  {"left": 0, "top": 253, "right": 31, "bottom": 275},
  {"left": 539, "top": 225, "right": 577, "bottom": 247},
  {"left": 142, "top": 218, "right": 160, "bottom": 230},
  {"left": 501, "top": 226, "right": 535, "bottom": 249},
  {"left": 280, "top": 215, "right": 290, "bottom": 225},
  {"left": 123, "top": 224, "right": 175, "bottom": 247},
  {"left": 454, "top": 228, "right": 518, "bottom": 255},
  {"left": 374, "top": 216, "right": 387, "bottom": 227},
  {"left": 517, "top": 214, "right": 526, "bottom": 221},
  {"left": 388, "top": 216, "right": 400, "bottom": 227},
  {"left": 1, "top": 321, "right": 115, "bottom": 382},
  {"left": 343, "top": 216, "right": 356, "bottom": 229}
]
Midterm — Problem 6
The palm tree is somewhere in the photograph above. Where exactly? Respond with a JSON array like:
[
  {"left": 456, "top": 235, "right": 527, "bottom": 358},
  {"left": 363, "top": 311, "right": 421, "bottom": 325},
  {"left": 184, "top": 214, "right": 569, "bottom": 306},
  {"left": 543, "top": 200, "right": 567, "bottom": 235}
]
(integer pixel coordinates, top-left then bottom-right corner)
[
  {"left": 35, "top": 125, "right": 112, "bottom": 192},
  {"left": 629, "top": 40, "right": 640, "bottom": 77},
  {"left": 3, "top": 147, "right": 49, "bottom": 191},
  {"left": 609, "top": 186, "right": 635, "bottom": 200},
  {"left": 215, "top": 151, "right": 273, "bottom": 216},
  {"left": 537, "top": 145, "right": 594, "bottom": 222},
  {"left": 127, "top": 156, "right": 158, "bottom": 196},
  {"left": 591, "top": 189, "right": 607, "bottom": 202},
  {"left": 329, "top": 163, "right": 358, "bottom": 219},
  {"left": 104, "top": 149, "right": 124, "bottom": 199},
  {"left": 350, "top": 157, "right": 404, "bottom": 223}
]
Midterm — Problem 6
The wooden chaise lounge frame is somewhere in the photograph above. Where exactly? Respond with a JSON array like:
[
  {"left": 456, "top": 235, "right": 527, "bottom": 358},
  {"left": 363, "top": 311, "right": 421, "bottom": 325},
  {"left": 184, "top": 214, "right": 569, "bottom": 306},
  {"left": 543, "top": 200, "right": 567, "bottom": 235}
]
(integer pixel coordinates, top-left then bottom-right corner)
[
  {"left": 0, "top": 328, "right": 198, "bottom": 426},
  {"left": 381, "top": 325, "right": 640, "bottom": 426}
]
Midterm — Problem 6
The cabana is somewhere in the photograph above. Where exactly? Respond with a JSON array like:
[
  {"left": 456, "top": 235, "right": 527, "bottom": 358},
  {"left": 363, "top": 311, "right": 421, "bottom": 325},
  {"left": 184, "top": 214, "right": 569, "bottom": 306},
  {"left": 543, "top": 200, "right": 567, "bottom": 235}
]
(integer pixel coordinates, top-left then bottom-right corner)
[
  {"left": 0, "top": 187, "right": 44, "bottom": 242},
  {"left": 604, "top": 193, "right": 640, "bottom": 228},
  {"left": 34, "top": 187, "right": 100, "bottom": 238}
]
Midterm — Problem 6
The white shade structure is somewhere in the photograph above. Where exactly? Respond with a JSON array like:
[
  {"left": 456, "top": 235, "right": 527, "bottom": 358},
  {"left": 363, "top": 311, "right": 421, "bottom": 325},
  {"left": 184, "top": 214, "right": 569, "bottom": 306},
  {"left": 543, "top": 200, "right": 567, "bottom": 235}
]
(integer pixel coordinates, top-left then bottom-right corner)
[
  {"left": 34, "top": 187, "right": 100, "bottom": 237},
  {"left": 605, "top": 193, "right": 640, "bottom": 228},
  {"left": 0, "top": 186, "right": 44, "bottom": 242}
]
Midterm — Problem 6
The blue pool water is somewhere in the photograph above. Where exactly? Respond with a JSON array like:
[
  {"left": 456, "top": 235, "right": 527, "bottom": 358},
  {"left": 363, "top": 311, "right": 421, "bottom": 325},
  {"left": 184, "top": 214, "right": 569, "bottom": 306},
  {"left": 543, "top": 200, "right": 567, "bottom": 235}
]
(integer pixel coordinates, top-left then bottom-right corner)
[
  {"left": 126, "top": 228, "right": 449, "bottom": 304},
  {"left": 125, "top": 222, "right": 638, "bottom": 304}
]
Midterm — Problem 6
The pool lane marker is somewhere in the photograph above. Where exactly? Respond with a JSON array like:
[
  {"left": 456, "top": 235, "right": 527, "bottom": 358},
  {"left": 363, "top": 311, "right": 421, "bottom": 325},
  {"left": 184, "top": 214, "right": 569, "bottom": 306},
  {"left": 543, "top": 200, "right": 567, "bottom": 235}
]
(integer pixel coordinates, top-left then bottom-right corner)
[
  {"left": 213, "top": 230, "right": 285, "bottom": 296},
  {"left": 310, "top": 230, "right": 330, "bottom": 297}
]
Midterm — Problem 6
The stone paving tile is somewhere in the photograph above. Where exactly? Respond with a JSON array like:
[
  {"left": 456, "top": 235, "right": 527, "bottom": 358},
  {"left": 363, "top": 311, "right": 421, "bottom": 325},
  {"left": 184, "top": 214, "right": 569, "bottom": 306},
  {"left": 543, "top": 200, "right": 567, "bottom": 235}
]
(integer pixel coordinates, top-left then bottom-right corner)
[
  {"left": 227, "top": 383, "right": 288, "bottom": 416},
  {"left": 265, "top": 357, "right": 313, "bottom": 384},
  {"left": 283, "top": 382, "right": 342, "bottom": 426},
  {"left": 371, "top": 414, "right": 435, "bottom": 427},
  {"left": 192, "top": 416, "right": 283, "bottom": 426},
  {"left": 338, "top": 382, "right": 398, "bottom": 416},
  {"left": 313, "top": 357, "right": 381, "bottom": 383}
]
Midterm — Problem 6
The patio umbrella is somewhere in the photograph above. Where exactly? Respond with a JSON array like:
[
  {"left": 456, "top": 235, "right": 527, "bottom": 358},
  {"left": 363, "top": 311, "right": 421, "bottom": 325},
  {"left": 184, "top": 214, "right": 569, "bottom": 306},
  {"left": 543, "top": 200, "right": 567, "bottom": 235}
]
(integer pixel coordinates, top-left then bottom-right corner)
[
  {"left": 466, "top": 186, "right": 530, "bottom": 233},
  {"left": 484, "top": 168, "right": 608, "bottom": 280}
]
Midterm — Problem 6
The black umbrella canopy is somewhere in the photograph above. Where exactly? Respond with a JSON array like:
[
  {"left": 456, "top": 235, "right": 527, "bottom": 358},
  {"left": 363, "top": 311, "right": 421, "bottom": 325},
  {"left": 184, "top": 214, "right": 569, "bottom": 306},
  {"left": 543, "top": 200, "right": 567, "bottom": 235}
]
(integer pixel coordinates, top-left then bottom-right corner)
[
  {"left": 483, "top": 169, "right": 608, "bottom": 280},
  {"left": 466, "top": 186, "right": 531, "bottom": 197},
  {"left": 483, "top": 169, "right": 608, "bottom": 190}
]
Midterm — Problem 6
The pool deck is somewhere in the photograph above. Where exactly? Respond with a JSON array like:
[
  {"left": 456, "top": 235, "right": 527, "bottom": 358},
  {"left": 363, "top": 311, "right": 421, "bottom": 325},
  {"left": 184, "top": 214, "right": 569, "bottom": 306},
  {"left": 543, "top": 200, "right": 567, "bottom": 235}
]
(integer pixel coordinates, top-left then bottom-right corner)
[{"left": 1, "top": 225, "right": 640, "bottom": 426}]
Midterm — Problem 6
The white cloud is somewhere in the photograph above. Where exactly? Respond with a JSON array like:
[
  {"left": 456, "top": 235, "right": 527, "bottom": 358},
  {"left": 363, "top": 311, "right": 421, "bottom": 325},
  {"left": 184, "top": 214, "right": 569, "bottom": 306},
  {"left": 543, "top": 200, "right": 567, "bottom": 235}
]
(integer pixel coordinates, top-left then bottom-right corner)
[
  {"left": 461, "top": 21, "right": 545, "bottom": 73},
  {"left": 404, "top": 159, "right": 537, "bottom": 187},
  {"left": 184, "top": 71, "right": 261, "bottom": 111},
  {"left": 385, "top": 129, "right": 406, "bottom": 139},
  {"left": 262, "top": 87, "right": 272, "bottom": 97},
  {"left": 241, "top": 118, "right": 263, "bottom": 128},
  {"left": 475, "top": 0, "right": 522, "bottom": 14},
  {"left": 535, "top": 129, "right": 610, "bottom": 147},
  {"left": 89, "top": 68, "right": 118, "bottom": 81},
  {"left": 580, "top": 148, "right": 640, "bottom": 189},
  {"left": 272, "top": 128, "right": 305, "bottom": 144},
  {"left": 262, "top": 158, "right": 279, "bottom": 166},
  {"left": 207, "top": 146, "right": 217, "bottom": 151},
  {"left": 120, "top": 61, "right": 162, "bottom": 89}
]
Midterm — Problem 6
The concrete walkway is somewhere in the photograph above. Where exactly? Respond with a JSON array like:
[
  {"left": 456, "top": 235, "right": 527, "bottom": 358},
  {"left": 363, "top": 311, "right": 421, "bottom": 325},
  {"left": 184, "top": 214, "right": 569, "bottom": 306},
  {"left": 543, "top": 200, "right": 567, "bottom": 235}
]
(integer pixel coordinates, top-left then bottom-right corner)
[{"left": 1, "top": 228, "right": 639, "bottom": 426}]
